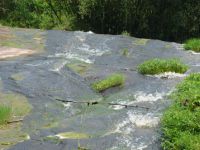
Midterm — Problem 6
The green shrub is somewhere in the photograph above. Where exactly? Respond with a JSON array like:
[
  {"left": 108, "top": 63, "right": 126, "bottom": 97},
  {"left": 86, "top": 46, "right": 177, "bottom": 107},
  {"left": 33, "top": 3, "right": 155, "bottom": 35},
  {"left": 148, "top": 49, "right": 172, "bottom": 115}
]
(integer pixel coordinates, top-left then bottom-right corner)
[
  {"left": 121, "top": 31, "right": 130, "bottom": 36},
  {"left": 184, "top": 38, "right": 200, "bottom": 52},
  {"left": 91, "top": 74, "right": 125, "bottom": 92},
  {"left": 0, "top": 105, "right": 12, "bottom": 125},
  {"left": 138, "top": 58, "right": 188, "bottom": 75},
  {"left": 161, "top": 73, "right": 200, "bottom": 150}
]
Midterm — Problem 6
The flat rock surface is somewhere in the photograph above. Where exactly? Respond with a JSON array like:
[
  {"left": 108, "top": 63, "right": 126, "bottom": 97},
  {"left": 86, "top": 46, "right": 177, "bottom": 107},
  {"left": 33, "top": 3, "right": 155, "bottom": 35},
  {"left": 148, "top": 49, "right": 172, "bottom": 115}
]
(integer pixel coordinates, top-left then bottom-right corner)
[{"left": 0, "top": 27, "right": 199, "bottom": 150}]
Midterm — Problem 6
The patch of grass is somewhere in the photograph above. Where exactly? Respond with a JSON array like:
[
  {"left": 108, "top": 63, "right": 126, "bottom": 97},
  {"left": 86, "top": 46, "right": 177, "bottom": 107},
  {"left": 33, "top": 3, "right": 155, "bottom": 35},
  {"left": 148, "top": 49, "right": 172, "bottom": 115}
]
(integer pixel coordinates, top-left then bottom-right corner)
[
  {"left": 134, "top": 39, "right": 149, "bottom": 45},
  {"left": 43, "top": 136, "right": 61, "bottom": 144},
  {"left": 78, "top": 146, "right": 90, "bottom": 150},
  {"left": 0, "top": 105, "right": 12, "bottom": 125},
  {"left": 138, "top": 58, "right": 188, "bottom": 75},
  {"left": 121, "top": 31, "right": 130, "bottom": 36},
  {"left": 122, "top": 48, "right": 129, "bottom": 57},
  {"left": 161, "top": 73, "right": 200, "bottom": 150},
  {"left": 10, "top": 73, "right": 24, "bottom": 81},
  {"left": 91, "top": 74, "right": 125, "bottom": 92},
  {"left": 67, "top": 61, "right": 90, "bottom": 75},
  {"left": 184, "top": 38, "right": 200, "bottom": 52}
]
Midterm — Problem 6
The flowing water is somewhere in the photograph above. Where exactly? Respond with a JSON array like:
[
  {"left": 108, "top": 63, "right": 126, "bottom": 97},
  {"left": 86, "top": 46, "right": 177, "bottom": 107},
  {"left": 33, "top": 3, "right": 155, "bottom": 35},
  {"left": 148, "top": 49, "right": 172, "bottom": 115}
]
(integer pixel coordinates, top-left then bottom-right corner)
[{"left": 0, "top": 27, "right": 199, "bottom": 150}]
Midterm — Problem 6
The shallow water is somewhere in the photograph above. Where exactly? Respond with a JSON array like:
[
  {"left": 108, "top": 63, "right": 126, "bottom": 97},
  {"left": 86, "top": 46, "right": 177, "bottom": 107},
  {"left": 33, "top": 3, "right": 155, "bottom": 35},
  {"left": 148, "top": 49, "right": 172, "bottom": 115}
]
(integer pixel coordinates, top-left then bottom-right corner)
[{"left": 0, "top": 27, "right": 199, "bottom": 150}]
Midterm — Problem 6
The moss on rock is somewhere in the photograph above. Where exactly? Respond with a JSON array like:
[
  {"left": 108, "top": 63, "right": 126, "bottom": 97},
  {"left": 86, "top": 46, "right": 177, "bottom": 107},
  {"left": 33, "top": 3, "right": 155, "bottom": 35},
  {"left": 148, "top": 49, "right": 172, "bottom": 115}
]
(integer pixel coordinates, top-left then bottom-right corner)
[
  {"left": 91, "top": 73, "right": 125, "bottom": 92},
  {"left": 67, "top": 62, "right": 91, "bottom": 75},
  {"left": 134, "top": 39, "right": 149, "bottom": 45},
  {"left": 55, "top": 132, "right": 90, "bottom": 139},
  {"left": 0, "top": 92, "right": 32, "bottom": 149},
  {"left": 10, "top": 73, "right": 24, "bottom": 81}
]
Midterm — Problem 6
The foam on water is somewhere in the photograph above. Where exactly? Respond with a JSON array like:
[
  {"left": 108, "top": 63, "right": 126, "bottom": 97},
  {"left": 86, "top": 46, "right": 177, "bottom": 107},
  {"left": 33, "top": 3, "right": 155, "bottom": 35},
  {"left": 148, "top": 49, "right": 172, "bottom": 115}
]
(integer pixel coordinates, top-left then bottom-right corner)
[
  {"left": 109, "top": 110, "right": 160, "bottom": 150},
  {"left": 172, "top": 43, "right": 184, "bottom": 50},
  {"left": 62, "top": 102, "right": 71, "bottom": 110},
  {"left": 134, "top": 91, "right": 165, "bottom": 103},
  {"left": 113, "top": 111, "right": 160, "bottom": 133},
  {"left": 26, "top": 60, "right": 54, "bottom": 67},
  {"left": 192, "top": 64, "right": 200, "bottom": 67},
  {"left": 74, "top": 31, "right": 87, "bottom": 42},
  {"left": 50, "top": 60, "right": 68, "bottom": 72},
  {"left": 86, "top": 31, "right": 94, "bottom": 34},
  {"left": 53, "top": 52, "right": 93, "bottom": 64},
  {"left": 110, "top": 91, "right": 165, "bottom": 110},
  {"left": 147, "top": 72, "right": 187, "bottom": 79},
  {"left": 107, "top": 90, "right": 163, "bottom": 149},
  {"left": 128, "top": 111, "right": 160, "bottom": 128},
  {"left": 188, "top": 50, "right": 200, "bottom": 55},
  {"left": 114, "top": 135, "right": 157, "bottom": 150},
  {"left": 47, "top": 31, "right": 112, "bottom": 68}
]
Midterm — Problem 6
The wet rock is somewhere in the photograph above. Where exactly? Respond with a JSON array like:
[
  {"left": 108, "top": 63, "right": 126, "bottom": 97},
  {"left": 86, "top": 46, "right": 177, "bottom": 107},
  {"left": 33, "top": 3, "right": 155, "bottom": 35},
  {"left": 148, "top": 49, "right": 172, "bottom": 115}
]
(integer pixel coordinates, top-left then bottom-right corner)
[{"left": 0, "top": 27, "right": 199, "bottom": 150}]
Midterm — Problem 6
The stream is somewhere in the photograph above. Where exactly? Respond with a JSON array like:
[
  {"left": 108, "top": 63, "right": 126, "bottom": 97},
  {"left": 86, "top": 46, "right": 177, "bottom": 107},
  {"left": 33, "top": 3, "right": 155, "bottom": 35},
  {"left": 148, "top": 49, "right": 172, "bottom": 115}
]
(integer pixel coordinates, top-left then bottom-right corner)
[{"left": 0, "top": 27, "right": 199, "bottom": 150}]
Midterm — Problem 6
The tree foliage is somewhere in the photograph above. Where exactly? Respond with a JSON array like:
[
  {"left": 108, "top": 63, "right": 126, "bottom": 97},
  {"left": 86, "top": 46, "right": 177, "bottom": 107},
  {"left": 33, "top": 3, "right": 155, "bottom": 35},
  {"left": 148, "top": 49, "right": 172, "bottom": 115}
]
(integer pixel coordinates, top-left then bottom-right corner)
[{"left": 0, "top": 0, "right": 199, "bottom": 41}]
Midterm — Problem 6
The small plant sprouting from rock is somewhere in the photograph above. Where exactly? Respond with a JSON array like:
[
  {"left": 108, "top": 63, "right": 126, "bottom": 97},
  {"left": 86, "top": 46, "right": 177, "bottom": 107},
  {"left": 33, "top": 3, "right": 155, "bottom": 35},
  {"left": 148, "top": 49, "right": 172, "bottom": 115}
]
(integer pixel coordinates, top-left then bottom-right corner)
[
  {"left": 91, "top": 74, "right": 125, "bottom": 92},
  {"left": 78, "top": 146, "right": 89, "bottom": 150},
  {"left": 0, "top": 105, "right": 12, "bottom": 125},
  {"left": 122, "top": 48, "right": 129, "bottom": 56},
  {"left": 184, "top": 38, "right": 200, "bottom": 52},
  {"left": 121, "top": 31, "right": 130, "bottom": 36},
  {"left": 138, "top": 58, "right": 188, "bottom": 75}
]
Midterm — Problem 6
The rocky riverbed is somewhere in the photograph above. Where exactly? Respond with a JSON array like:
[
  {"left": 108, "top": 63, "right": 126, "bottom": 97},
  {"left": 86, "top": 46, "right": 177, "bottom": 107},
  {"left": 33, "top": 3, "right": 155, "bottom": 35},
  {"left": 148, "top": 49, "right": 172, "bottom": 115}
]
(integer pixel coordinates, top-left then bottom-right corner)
[{"left": 0, "top": 26, "right": 199, "bottom": 150}]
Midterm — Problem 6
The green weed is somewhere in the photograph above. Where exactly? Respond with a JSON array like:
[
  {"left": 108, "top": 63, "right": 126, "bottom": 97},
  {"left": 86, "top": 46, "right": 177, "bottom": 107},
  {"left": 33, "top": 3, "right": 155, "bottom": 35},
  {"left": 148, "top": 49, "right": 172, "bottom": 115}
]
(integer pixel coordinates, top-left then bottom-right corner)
[
  {"left": 91, "top": 74, "right": 125, "bottom": 92},
  {"left": 122, "top": 48, "right": 129, "bottom": 56},
  {"left": 161, "top": 73, "right": 200, "bottom": 150},
  {"left": 121, "top": 31, "right": 130, "bottom": 36},
  {"left": 138, "top": 58, "right": 188, "bottom": 75},
  {"left": 184, "top": 38, "right": 200, "bottom": 52},
  {"left": 0, "top": 105, "right": 12, "bottom": 125}
]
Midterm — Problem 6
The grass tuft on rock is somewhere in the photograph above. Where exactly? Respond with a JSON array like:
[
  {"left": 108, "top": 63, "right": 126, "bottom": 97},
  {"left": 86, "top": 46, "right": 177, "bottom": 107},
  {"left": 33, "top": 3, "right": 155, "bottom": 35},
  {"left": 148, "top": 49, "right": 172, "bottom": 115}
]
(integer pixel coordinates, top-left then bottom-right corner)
[
  {"left": 91, "top": 74, "right": 125, "bottom": 92},
  {"left": 122, "top": 48, "right": 129, "bottom": 56},
  {"left": 0, "top": 105, "right": 12, "bottom": 125},
  {"left": 138, "top": 58, "right": 188, "bottom": 75},
  {"left": 184, "top": 38, "right": 200, "bottom": 52},
  {"left": 121, "top": 31, "right": 130, "bottom": 36},
  {"left": 161, "top": 73, "right": 200, "bottom": 150}
]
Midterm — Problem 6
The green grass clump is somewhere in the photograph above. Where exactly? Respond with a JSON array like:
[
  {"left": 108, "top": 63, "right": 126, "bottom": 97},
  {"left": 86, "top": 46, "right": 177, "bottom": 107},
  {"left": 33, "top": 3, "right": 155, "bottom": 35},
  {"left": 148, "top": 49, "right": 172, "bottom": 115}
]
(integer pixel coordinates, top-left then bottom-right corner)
[
  {"left": 161, "top": 73, "right": 200, "bottom": 150},
  {"left": 91, "top": 74, "right": 125, "bottom": 92},
  {"left": 184, "top": 38, "right": 200, "bottom": 52},
  {"left": 121, "top": 31, "right": 130, "bottom": 36},
  {"left": 0, "top": 105, "right": 12, "bottom": 125},
  {"left": 122, "top": 48, "right": 129, "bottom": 56},
  {"left": 138, "top": 58, "right": 188, "bottom": 75}
]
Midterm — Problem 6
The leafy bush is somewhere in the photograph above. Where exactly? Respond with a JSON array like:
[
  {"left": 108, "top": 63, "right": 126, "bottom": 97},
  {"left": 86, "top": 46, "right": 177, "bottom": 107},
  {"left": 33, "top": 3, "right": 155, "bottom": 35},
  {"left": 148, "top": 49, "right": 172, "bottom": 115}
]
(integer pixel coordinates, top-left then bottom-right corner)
[
  {"left": 91, "top": 74, "right": 125, "bottom": 92},
  {"left": 121, "top": 31, "right": 130, "bottom": 36},
  {"left": 161, "top": 73, "right": 200, "bottom": 150},
  {"left": 184, "top": 38, "right": 200, "bottom": 52},
  {"left": 0, "top": 105, "right": 12, "bottom": 125},
  {"left": 138, "top": 58, "right": 188, "bottom": 75}
]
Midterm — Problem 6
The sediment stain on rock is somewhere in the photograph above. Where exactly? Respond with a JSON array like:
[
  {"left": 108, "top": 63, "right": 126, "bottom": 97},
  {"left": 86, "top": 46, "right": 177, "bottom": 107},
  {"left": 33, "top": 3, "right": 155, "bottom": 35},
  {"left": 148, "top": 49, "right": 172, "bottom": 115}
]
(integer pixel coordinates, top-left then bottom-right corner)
[
  {"left": 0, "top": 47, "right": 35, "bottom": 59},
  {"left": 0, "top": 26, "right": 46, "bottom": 59}
]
